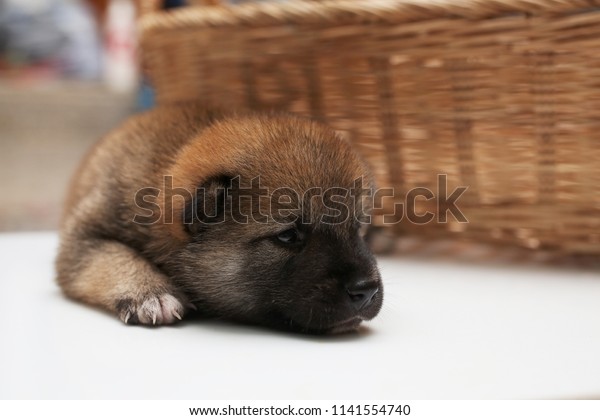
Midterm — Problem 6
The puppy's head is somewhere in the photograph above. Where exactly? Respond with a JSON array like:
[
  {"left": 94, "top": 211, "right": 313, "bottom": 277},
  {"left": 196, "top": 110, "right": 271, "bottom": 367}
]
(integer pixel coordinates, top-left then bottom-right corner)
[{"left": 170, "top": 115, "right": 383, "bottom": 334}]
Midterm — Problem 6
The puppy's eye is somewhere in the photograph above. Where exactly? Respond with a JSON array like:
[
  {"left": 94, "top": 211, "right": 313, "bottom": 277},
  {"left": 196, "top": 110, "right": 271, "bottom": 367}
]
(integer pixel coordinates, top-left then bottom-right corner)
[{"left": 276, "top": 228, "right": 300, "bottom": 245}]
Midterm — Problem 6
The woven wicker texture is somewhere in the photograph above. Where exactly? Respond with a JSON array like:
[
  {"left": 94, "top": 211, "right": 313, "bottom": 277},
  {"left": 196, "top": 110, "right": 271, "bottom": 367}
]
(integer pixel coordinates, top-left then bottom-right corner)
[{"left": 138, "top": 0, "right": 600, "bottom": 254}]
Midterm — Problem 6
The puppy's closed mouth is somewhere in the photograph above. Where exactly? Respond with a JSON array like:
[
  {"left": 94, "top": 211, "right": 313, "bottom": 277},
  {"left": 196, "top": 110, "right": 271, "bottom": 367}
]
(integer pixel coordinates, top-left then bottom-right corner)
[{"left": 328, "top": 317, "right": 364, "bottom": 334}]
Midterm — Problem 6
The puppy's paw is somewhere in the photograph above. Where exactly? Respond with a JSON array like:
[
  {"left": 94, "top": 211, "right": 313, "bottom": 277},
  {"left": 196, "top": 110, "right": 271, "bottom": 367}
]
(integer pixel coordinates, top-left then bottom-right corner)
[{"left": 116, "top": 293, "right": 188, "bottom": 326}]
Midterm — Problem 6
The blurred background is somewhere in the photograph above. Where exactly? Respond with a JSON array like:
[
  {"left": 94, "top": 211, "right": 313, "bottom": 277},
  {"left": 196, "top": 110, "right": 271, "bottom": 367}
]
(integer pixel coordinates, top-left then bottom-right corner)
[
  {"left": 0, "top": 0, "right": 144, "bottom": 231},
  {"left": 1, "top": 0, "right": 598, "bottom": 268}
]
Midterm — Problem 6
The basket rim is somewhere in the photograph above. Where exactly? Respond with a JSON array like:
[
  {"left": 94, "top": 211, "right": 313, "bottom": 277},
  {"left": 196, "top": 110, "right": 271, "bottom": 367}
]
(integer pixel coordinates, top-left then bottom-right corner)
[{"left": 138, "top": 0, "right": 594, "bottom": 34}]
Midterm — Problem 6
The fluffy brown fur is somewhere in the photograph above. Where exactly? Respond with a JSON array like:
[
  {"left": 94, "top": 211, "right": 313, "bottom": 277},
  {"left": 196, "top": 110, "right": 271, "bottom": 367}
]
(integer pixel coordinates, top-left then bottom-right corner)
[{"left": 56, "top": 104, "right": 383, "bottom": 333}]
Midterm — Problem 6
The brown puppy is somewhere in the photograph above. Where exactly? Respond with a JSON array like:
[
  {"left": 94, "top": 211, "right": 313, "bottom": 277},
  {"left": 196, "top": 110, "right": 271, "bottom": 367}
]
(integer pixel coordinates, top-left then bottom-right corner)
[{"left": 56, "top": 104, "right": 383, "bottom": 334}]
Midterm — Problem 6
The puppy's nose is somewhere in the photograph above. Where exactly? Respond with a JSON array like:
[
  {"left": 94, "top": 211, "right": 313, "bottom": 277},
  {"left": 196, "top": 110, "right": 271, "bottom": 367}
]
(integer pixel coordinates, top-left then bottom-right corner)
[{"left": 346, "top": 280, "right": 379, "bottom": 311}]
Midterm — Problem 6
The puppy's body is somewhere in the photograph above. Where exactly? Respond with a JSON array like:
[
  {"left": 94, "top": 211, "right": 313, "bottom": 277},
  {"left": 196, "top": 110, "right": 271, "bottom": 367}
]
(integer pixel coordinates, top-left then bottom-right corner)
[{"left": 56, "top": 104, "right": 383, "bottom": 333}]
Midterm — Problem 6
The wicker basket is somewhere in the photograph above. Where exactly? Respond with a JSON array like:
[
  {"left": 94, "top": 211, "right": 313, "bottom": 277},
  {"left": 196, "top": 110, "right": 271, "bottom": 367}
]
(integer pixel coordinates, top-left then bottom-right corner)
[{"left": 138, "top": 0, "right": 600, "bottom": 255}]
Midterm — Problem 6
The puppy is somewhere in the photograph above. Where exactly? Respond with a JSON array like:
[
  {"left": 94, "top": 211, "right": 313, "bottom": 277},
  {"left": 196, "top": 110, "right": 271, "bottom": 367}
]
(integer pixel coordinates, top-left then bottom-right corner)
[{"left": 56, "top": 104, "right": 383, "bottom": 334}]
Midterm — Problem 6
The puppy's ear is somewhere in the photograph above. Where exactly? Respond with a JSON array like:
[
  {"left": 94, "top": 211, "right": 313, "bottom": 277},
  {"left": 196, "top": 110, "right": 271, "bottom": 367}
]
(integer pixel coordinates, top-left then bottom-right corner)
[{"left": 183, "top": 175, "right": 232, "bottom": 235}]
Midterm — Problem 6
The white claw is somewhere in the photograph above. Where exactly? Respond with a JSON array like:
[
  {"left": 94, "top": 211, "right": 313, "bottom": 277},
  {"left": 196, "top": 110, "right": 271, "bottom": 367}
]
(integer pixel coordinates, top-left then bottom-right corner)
[
  {"left": 122, "top": 293, "right": 185, "bottom": 326},
  {"left": 188, "top": 303, "right": 198, "bottom": 311}
]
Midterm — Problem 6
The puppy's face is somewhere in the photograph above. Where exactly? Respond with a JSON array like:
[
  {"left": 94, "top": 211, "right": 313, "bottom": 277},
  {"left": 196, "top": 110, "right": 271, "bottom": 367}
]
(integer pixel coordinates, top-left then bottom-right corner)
[
  {"left": 245, "top": 221, "right": 383, "bottom": 334},
  {"left": 168, "top": 116, "right": 383, "bottom": 334}
]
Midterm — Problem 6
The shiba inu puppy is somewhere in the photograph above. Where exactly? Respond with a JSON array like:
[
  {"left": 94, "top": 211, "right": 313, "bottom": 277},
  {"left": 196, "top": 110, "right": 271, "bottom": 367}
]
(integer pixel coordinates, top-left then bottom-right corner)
[{"left": 56, "top": 104, "right": 383, "bottom": 334}]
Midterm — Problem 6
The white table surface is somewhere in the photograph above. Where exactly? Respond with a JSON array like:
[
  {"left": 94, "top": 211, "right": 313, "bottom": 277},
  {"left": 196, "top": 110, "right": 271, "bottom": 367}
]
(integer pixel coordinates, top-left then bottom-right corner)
[{"left": 1, "top": 232, "right": 599, "bottom": 399}]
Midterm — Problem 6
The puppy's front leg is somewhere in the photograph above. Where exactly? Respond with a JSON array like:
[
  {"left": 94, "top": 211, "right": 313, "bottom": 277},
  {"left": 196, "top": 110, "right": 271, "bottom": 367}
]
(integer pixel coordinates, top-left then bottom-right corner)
[{"left": 57, "top": 238, "right": 189, "bottom": 325}]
